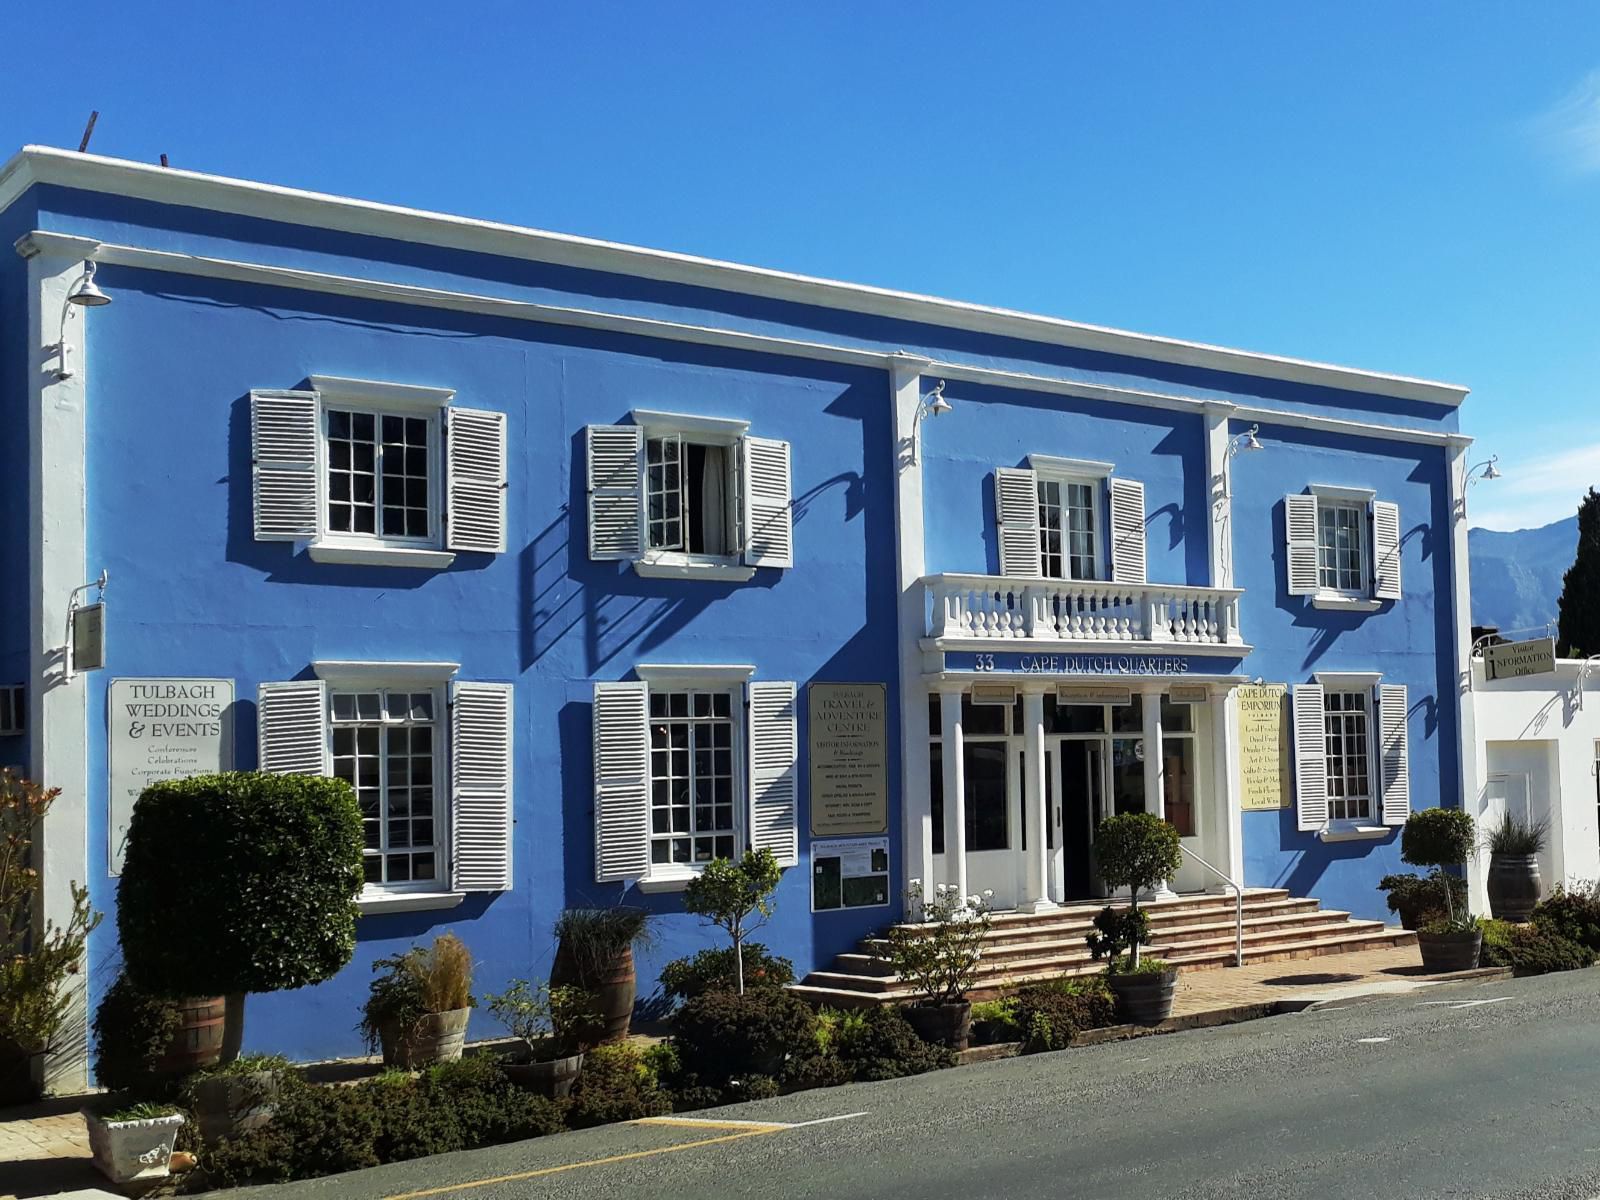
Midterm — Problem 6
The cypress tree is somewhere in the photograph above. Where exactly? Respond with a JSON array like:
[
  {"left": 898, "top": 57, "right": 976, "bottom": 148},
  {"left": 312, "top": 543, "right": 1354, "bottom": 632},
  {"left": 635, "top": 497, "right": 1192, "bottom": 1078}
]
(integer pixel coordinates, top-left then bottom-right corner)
[{"left": 1557, "top": 487, "right": 1600, "bottom": 658}]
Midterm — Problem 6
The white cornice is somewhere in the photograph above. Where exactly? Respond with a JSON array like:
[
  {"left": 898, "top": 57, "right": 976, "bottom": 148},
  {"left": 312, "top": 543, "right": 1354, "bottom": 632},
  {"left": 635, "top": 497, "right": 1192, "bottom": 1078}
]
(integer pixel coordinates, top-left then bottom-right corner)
[{"left": 0, "top": 146, "right": 1469, "bottom": 407}]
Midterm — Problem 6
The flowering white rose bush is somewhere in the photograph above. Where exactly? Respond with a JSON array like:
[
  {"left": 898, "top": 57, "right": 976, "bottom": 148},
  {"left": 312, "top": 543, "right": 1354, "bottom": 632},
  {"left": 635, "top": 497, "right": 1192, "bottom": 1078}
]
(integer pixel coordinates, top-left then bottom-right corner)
[{"left": 875, "top": 880, "right": 993, "bottom": 1006}]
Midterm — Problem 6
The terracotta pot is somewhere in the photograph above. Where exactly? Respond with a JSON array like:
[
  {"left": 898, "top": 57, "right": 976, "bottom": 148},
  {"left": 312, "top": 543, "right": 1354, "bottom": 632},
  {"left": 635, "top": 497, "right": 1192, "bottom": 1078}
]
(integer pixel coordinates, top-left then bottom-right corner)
[
  {"left": 1487, "top": 854, "right": 1542, "bottom": 923},
  {"left": 503, "top": 1052, "right": 584, "bottom": 1099},
  {"left": 1108, "top": 967, "right": 1179, "bottom": 1026},
  {"left": 904, "top": 1001, "right": 973, "bottom": 1050},
  {"left": 190, "top": 1070, "right": 282, "bottom": 1145},
  {"left": 552, "top": 944, "right": 635, "bottom": 1044},
  {"left": 153, "top": 996, "right": 227, "bottom": 1075},
  {"left": 1417, "top": 930, "right": 1483, "bottom": 973},
  {"left": 380, "top": 1008, "right": 470, "bottom": 1068}
]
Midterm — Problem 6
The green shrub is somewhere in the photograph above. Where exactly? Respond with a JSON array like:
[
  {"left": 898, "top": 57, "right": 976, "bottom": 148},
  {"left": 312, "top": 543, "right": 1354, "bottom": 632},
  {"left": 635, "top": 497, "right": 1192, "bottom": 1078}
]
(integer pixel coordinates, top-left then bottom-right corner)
[
  {"left": 92, "top": 974, "right": 181, "bottom": 1092},
  {"left": 1379, "top": 872, "right": 1466, "bottom": 927},
  {"left": 1013, "top": 977, "right": 1117, "bottom": 1052},
  {"left": 672, "top": 986, "right": 817, "bottom": 1085},
  {"left": 119, "top": 772, "right": 363, "bottom": 997},
  {"left": 567, "top": 1043, "right": 671, "bottom": 1128},
  {"left": 1480, "top": 918, "right": 1517, "bottom": 968},
  {"left": 833, "top": 1005, "right": 954, "bottom": 1082},
  {"left": 969, "top": 997, "right": 1022, "bottom": 1045},
  {"left": 1401, "top": 808, "right": 1475, "bottom": 874},
  {"left": 658, "top": 944, "right": 796, "bottom": 1000},
  {"left": 360, "top": 934, "right": 476, "bottom": 1056},
  {"left": 668, "top": 1082, "right": 730, "bottom": 1112},
  {"left": 682, "top": 850, "right": 783, "bottom": 994},
  {"left": 1495, "top": 924, "right": 1596, "bottom": 975},
  {"left": 1531, "top": 885, "right": 1600, "bottom": 952},
  {"left": 1088, "top": 813, "right": 1182, "bottom": 969}
]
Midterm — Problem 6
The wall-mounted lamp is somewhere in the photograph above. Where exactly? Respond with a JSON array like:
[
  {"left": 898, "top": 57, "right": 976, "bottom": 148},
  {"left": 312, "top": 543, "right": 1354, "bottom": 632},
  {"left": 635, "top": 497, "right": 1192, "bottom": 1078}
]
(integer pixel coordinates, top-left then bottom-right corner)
[
  {"left": 1227, "top": 424, "right": 1263, "bottom": 458},
  {"left": 54, "top": 260, "right": 113, "bottom": 380},
  {"left": 908, "top": 379, "right": 952, "bottom": 464},
  {"left": 1468, "top": 455, "right": 1501, "bottom": 486}
]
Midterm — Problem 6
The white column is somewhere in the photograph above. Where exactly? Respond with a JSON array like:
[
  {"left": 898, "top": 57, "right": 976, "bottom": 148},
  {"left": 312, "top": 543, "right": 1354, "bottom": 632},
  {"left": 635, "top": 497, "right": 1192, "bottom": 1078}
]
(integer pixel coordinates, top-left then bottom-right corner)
[
  {"left": 1447, "top": 434, "right": 1488, "bottom": 914},
  {"left": 1019, "top": 687, "right": 1055, "bottom": 913},
  {"left": 890, "top": 356, "right": 935, "bottom": 907},
  {"left": 1204, "top": 402, "right": 1238, "bottom": 590},
  {"left": 1211, "top": 686, "right": 1245, "bottom": 891},
  {"left": 939, "top": 686, "right": 968, "bottom": 902},
  {"left": 18, "top": 232, "right": 100, "bottom": 1096},
  {"left": 1142, "top": 686, "right": 1175, "bottom": 899}
]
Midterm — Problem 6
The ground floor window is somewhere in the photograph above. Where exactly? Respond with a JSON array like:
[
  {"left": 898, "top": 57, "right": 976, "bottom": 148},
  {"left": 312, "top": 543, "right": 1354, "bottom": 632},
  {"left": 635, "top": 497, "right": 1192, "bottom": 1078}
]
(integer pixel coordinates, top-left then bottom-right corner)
[
  {"left": 1324, "top": 690, "right": 1372, "bottom": 822},
  {"left": 331, "top": 687, "right": 443, "bottom": 887},
  {"left": 648, "top": 689, "right": 738, "bottom": 866},
  {"left": 1161, "top": 696, "right": 1197, "bottom": 838}
]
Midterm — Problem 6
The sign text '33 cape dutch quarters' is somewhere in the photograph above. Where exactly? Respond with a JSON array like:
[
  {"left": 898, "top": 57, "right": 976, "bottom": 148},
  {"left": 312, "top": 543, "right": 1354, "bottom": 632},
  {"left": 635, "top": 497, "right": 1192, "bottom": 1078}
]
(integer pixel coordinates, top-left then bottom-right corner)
[{"left": 0, "top": 147, "right": 1479, "bottom": 1086}]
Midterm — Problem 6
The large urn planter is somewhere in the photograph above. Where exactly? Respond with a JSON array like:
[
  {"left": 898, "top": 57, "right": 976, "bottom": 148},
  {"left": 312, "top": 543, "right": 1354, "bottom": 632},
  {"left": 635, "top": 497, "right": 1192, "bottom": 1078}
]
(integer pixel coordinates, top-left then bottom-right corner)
[
  {"left": 84, "top": 1110, "right": 185, "bottom": 1184},
  {"left": 379, "top": 1008, "right": 471, "bottom": 1069},
  {"left": 503, "top": 1053, "right": 584, "bottom": 1100},
  {"left": 190, "top": 1069, "right": 283, "bottom": 1144},
  {"left": 552, "top": 945, "right": 635, "bottom": 1045},
  {"left": 1108, "top": 967, "right": 1179, "bottom": 1026},
  {"left": 904, "top": 1001, "right": 973, "bottom": 1051},
  {"left": 1487, "top": 854, "right": 1542, "bottom": 924},
  {"left": 1417, "top": 929, "right": 1483, "bottom": 973}
]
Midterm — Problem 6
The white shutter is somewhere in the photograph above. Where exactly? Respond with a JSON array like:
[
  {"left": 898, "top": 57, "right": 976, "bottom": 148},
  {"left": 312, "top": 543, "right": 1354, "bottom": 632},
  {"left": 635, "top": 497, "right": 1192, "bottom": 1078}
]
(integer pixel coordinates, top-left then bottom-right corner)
[
  {"left": 451, "top": 682, "right": 513, "bottom": 891},
  {"left": 742, "top": 436, "right": 794, "bottom": 568},
  {"left": 1285, "top": 494, "right": 1320, "bottom": 596},
  {"left": 446, "top": 407, "right": 507, "bottom": 554},
  {"left": 593, "top": 682, "right": 649, "bottom": 882},
  {"left": 1378, "top": 683, "right": 1410, "bottom": 826},
  {"left": 747, "top": 680, "right": 798, "bottom": 868},
  {"left": 587, "top": 426, "right": 644, "bottom": 561},
  {"left": 1292, "top": 682, "right": 1327, "bottom": 832},
  {"left": 251, "top": 390, "right": 321, "bottom": 542},
  {"left": 1109, "top": 477, "right": 1147, "bottom": 584},
  {"left": 995, "top": 467, "right": 1040, "bottom": 577},
  {"left": 257, "top": 680, "right": 329, "bottom": 776},
  {"left": 1372, "top": 500, "right": 1402, "bottom": 601}
]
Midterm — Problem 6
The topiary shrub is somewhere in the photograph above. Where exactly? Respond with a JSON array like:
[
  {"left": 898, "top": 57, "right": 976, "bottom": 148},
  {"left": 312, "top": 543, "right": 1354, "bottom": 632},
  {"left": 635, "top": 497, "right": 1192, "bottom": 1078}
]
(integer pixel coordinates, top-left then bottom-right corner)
[
  {"left": 567, "top": 1042, "right": 671, "bottom": 1128},
  {"left": 1088, "top": 813, "right": 1183, "bottom": 969},
  {"left": 658, "top": 944, "right": 796, "bottom": 1001},
  {"left": 1530, "top": 885, "right": 1600, "bottom": 952},
  {"left": 1401, "top": 810, "right": 1475, "bottom": 878},
  {"left": 671, "top": 986, "right": 816, "bottom": 1085},
  {"left": 119, "top": 772, "right": 363, "bottom": 998},
  {"left": 681, "top": 850, "right": 783, "bottom": 994},
  {"left": 833, "top": 1005, "right": 954, "bottom": 1082},
  {"left": 92, "top": 973, "right": 181, "bottom": 1092},
  {"left": 1013, "top": 977, "right": 1118, "bottom": 1052}
]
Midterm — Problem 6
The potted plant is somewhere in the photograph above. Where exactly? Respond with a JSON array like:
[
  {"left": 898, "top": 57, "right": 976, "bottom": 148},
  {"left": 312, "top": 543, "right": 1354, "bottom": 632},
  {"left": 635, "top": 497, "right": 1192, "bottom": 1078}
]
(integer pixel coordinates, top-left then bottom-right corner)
[
  {"left": 875, "top": 880, "right": 992, "bottom": 1049},
  {"left": 1402, "top": 807, "right": 1482, "bottom": 971},
  {"left": 1485, "top": 811, "right": 1548, "bottom": 923},
  {"left": 360, "top": 933, "right": 476, "bottom": 1068},
  {"left": 1086, "top": 812, "right": 1184, "bottom": 1025},
  {"left": 118, "top": 772, "right": 363, "bottom": 1069},
  {"left": 83, "top": 1101, "right": 185, "bottom": 1184},
  {"left": 682, "top": 848, "right": 783, "bottom": 996},
  {"left": 484, "top": 980, "right": 598, "bottom": 1099},
  {"left": 550, "top": 907, "right": 654, "bottom": 1043},
  {"left": 0, "top": 771, "right": 101, "bottom": 1104},
  {"left": 185, "top": 1053, "right": 291, "bottom": 1145},
  {"left": 1377, "top": 871, "right": 1466, "bottom": 930}
]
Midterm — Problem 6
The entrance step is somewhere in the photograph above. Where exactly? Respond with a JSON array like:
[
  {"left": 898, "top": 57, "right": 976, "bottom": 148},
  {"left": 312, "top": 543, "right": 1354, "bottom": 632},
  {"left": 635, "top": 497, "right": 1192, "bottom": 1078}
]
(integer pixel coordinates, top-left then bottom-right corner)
[{"left": 790, "top": 889, "right": 1417, "bottom": 1008}]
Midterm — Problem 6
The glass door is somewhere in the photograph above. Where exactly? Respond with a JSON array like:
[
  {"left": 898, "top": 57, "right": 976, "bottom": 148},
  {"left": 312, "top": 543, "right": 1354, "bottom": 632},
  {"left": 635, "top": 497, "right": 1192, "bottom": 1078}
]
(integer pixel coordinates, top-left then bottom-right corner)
[{"left": 1050, "top": 737, "right": 1106, "bottom": 901}]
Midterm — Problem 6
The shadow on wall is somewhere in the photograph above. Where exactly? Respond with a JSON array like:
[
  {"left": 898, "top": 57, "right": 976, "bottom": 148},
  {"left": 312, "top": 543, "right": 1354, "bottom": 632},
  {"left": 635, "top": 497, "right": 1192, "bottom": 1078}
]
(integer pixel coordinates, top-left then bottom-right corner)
[{"left": 1271, "top": 807, "right": 1398, "bottom": 896}]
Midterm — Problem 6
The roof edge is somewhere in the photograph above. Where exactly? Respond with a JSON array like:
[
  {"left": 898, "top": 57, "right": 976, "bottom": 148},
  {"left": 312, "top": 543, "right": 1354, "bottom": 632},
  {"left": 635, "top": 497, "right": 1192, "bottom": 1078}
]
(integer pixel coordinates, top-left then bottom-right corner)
[{"left": 0, "top": 145, "right": 1469, "bottom": 407}]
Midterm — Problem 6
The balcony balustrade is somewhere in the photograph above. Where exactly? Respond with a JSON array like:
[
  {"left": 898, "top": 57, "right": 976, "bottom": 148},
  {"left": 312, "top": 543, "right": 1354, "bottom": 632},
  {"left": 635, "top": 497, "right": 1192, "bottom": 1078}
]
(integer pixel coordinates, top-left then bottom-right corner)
[{"left": 924, "top": 574, "right": 1245, "bottom": 646}]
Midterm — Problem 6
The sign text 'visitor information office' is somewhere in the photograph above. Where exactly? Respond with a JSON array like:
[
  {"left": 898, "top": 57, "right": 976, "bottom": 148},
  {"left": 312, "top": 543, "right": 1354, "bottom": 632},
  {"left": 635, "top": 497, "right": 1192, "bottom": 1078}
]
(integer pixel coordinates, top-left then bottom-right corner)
[{"left": 946, "top": 652, "right": 1229, "bottom": 676}]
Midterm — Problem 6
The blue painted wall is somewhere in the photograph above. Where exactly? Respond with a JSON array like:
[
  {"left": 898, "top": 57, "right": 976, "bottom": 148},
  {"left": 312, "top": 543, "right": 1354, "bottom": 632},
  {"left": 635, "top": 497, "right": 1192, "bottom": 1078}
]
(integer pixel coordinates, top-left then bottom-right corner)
[{"left": 0, "top": 192, "right": 38, "bottom": 768}]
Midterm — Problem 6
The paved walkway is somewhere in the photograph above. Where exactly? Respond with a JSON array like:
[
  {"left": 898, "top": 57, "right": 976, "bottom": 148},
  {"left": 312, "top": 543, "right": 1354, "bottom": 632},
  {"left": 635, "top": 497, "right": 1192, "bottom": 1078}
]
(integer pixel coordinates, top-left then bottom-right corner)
[{"left": 0, "top": 1099, "right": 106, "bottom": 1200}]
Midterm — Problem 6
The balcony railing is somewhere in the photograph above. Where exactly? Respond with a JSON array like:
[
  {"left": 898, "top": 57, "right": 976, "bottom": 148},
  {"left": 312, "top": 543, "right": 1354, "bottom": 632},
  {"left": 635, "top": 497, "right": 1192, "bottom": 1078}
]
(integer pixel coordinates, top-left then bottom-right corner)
[{"left": 924, "top": 574, "right": 1245, "bottom": 646}]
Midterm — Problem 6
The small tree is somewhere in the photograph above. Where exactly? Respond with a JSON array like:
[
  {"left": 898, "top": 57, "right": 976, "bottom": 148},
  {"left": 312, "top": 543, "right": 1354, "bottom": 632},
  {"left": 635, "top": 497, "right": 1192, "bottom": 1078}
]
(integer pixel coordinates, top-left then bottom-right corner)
[
  {"left": 681, "top": 849, "right": 782, "bottom": 995},
  {"left": 1086, "top": 812, "right": 1183, "bottom": 970},
  {"left": 1557, "top": 487, "right": 1600, "bottom": 658},
  {"left": 876, "top": 881, "right": 992, "bottom": 1006},
  {"left": 118, "top": 773, "right": 363, "bottom": 1015},
  {"left": 1401, "top": 807, "right": 1476, "bottom": 923}
]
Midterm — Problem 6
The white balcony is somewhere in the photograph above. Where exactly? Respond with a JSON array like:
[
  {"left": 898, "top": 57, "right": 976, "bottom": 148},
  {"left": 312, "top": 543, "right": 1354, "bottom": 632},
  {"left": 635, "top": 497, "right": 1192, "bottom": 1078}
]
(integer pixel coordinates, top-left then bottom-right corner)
[{"left": 923, "top": 574, "right": 1246, "bottom": 649}]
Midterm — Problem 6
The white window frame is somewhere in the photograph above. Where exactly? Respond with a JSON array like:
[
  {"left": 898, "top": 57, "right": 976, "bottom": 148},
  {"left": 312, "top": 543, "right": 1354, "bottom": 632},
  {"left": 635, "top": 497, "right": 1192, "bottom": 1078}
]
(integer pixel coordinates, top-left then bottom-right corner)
[
  {"left": 634, "top": 410, "right": 753, "bottom": 582},
  {"left": 1029, "top": 455, "right": 1111, "bottom": 582},
  {"left": 1322, "top": 689, "right": 1373, "bottom": 824},
  {"left": 1307, "top": 484, "right": 1381, "bottom": 611}
]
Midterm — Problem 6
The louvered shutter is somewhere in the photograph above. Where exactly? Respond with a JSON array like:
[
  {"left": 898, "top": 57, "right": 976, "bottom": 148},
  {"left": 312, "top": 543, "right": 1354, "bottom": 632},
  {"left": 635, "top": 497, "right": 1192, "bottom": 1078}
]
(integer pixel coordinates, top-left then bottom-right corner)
[
  {"left": 1372, "top": 500, "right": 1402, "bottom": 601},
  {"left": 995, "top": 467, "right": 1040, "bottom": 577},
  {"left": 451, "top": 681, "right": 513, "bottom": 891},
  {"left": 747, "top": 680, "right": 799, "bottom": 868},
  {"left": 257, "top": 680, "right": 329, "bottom": 776},
  {"left": 1378, "top": 683, "right": 1410, "bottom": 826},
  {"left": 592, "top": 682, "right": 649, "bottom": 882},
  {"left": 587, "top": 426, "right": 644, "bottom": 561},
  {"left": 251, "top": 390, "right": 321, "bottom": 542},
  {"left": 446, "top": 407, "right": 507, "bottom": 553},
  {"left": 1109, "top": 477, "right": 1147, "bottom": 584},
  {"left": 742, "top": 436, "right": 794, "bottom": 568},
  {"left": 1292, "top": 683, "right": 1327, "bottom": 832},
  {"left": 1285, "top": 494, "right": 1320, "bottom": 596}
]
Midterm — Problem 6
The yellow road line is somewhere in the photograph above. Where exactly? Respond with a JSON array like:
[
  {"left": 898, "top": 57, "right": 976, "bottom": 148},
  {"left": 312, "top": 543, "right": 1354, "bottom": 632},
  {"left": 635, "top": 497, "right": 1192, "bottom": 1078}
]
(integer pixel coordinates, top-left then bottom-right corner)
[{"left": 379, "top": 1128, "right": 780, "bottom": 1200}]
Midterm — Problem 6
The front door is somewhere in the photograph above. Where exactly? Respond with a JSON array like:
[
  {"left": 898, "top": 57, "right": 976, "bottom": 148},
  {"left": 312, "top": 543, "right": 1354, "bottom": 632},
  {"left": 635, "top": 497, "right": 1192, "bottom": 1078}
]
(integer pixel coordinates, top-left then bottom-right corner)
[
  {"left": 963, "top": 740, "right": 1020, "bottom": 909},
  {"left": 1049, "top": 737, "right": 1107, "bottom": 901}
]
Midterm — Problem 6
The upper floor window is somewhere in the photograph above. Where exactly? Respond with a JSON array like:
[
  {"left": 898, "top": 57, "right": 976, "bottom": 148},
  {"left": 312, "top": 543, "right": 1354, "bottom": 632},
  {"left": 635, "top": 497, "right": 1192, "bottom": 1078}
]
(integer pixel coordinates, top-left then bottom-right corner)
[
  {"left": 1316, "top": 499, "right": 1366, "bottom": 595},
  {"left": 1285, "top": 487, "right": 1401, "bottom": 609},
  {"left": 1037, "top": 475, "right": 1100, "bottom": 581},
  {"left": 250, "top": 377, "right": 506, "bottom": 569},
  {"left": 995, "top": 456, "right": 1144, "bottom": 584},
  {"left": 645, "top": 435, "right": 739, "bottom": 557}
]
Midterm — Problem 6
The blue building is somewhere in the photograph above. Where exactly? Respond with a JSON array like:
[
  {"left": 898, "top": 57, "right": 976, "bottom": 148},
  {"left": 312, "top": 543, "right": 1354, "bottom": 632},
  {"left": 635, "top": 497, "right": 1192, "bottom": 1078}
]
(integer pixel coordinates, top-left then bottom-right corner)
[{"left": 0, "top": 147, "right": 1480, "bottom": 1092}]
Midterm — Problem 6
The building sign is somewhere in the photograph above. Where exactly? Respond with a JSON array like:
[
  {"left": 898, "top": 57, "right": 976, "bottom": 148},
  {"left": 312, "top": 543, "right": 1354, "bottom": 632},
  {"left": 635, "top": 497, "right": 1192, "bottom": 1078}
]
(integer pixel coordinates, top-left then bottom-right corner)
[
  {"left": 1237, "top": 683, "right": 1290, "bottom": 811},
  {"left": 811, "top": 836, "right": 890, "bottom": 911},
  {"left": 1057, "top": 685, "right": 1134, "bottom": 706},
  {"left": 1484, "top": 636, "right": 1557, "bottom": 681},
  {"left": 808, "top": 683, "right": 888, "bottom": 836},
  {"left": 946, "top": 651, "right": 1235, "bottom": 677},
  {"left": 108, "top": 678, "right": 234, "bottom": 875},
  {"left": 71, "top": 603, "right": 105, "bottom": 673}
]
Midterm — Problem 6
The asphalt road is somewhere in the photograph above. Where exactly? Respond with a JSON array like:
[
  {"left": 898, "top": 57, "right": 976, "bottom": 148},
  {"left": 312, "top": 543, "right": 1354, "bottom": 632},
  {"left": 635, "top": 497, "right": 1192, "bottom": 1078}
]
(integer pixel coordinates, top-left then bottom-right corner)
[{"left": 223, "top": 969, "right": 1600, "bottom": 1200}]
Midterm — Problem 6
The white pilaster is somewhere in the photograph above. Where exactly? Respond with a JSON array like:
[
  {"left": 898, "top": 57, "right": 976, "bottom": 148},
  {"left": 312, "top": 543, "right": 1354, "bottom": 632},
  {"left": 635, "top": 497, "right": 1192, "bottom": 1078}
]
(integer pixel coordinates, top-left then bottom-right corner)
[
  {"left": 1141, "top": 686, "right": 1175, "bottom": 898},
  {"left": 18, "top": 232, "right": 99, "bottom": 1096},
  {"left": 1204, "top": 402, "right": 1237, "bottom": 590},
  {"left": 1019, "top": 686, "right": 1055, "bottom": 913},
  {"left": 939, "top": 686, "right": 968, "bottom": 902},
  {"left": 1447, "top": 434, "right": 1487, "bottom": 914},
  {"left": 890, "top": 356, "right": 935, "bottom": 906},
  {"left": 1212, "top": 686, "right": 1245, "bottom": 888}
]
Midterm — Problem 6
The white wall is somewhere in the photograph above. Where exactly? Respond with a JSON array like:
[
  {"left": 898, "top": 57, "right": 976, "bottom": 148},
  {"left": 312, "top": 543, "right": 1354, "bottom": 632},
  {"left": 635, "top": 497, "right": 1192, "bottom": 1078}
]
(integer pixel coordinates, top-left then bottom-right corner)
[{"left": 1471, "top": 660, "right": 1600, "bottom": 912}]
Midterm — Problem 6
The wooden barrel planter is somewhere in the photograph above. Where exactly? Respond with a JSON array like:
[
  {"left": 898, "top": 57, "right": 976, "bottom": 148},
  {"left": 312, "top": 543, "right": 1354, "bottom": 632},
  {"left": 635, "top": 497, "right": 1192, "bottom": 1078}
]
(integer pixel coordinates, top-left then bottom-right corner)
[
  {"left": 1108, "top": 967, "right": 1179, "bottom": 1026},
  {"left": 904, "top": 1002, "right": 973, "bottom": 1050},
  {"left": 153, "top": 996, "right": 228, "bottom": 1075},
  {"left": 379, "top": 1008, "right": 471, "bottom": 1069},
  {"left": 1487, "top": 854, "right": 1542, "bottom": 923},
  {"left": 551, "top": 944, "right": 636, "bottom": 1044},
  {"left": 1417, "top": 930, "right": 1482, "bottom": 973}
]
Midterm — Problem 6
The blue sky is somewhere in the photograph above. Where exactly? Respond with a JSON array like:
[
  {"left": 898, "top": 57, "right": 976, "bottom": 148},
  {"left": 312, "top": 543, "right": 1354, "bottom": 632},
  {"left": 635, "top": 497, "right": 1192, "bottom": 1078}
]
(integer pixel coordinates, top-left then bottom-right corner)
[{"left": 6, "top": 3, "right": 1596, "bottom": 530}]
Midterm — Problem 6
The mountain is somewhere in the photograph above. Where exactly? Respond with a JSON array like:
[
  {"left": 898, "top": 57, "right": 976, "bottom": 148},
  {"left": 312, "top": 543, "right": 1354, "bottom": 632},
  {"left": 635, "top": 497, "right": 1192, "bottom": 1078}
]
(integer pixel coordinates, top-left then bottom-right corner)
[{"left": 1469, "top": 515, "right": 1578, "bottom": 636}]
